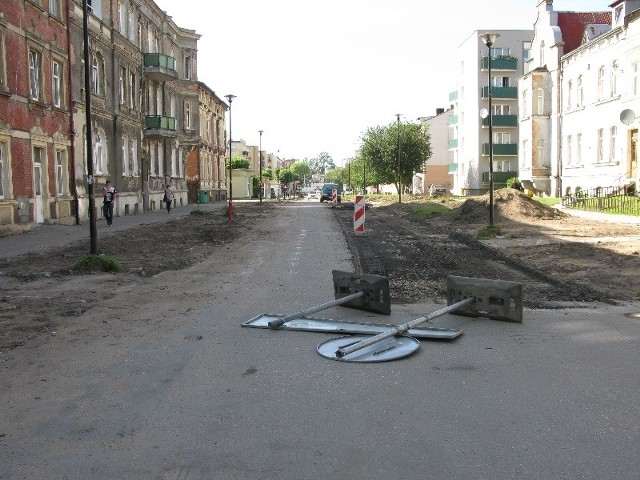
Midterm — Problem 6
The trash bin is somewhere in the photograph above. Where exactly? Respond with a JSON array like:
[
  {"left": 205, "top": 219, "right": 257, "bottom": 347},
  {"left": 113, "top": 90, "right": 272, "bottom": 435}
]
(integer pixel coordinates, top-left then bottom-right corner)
[{"left": 198, "top": 190, "right": 209, "bottom": 204}]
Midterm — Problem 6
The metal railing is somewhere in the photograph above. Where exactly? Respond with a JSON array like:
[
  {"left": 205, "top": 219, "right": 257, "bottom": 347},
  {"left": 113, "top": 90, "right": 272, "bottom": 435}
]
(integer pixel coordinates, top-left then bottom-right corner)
[{"left": 562, "top": 185, "right": 640, "bottom": 215}]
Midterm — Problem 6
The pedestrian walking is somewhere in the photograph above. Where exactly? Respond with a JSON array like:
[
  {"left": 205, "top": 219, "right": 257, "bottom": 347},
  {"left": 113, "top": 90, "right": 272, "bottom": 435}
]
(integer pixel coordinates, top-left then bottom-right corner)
[
  {"left": 164, "top": 184, "right": 174, "bottom": 213},
  {"left": 103, "top": 180, "right": 117, "bottom": 226}
]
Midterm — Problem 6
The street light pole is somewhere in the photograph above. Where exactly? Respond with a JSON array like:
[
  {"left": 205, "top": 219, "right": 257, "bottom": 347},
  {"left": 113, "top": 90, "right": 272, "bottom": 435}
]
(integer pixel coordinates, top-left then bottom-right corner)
[
  {"left": 258, "top": 129, "right": 263, "bottom": 203},
  {"left": 224, "top": 94, "right": 236, "bottom": 222},
  {"left": 480, "top": 33, "right": 500, "bottom": 226},
  {"left": 396, "top": 113, "right": 402, "bottom": 203}
]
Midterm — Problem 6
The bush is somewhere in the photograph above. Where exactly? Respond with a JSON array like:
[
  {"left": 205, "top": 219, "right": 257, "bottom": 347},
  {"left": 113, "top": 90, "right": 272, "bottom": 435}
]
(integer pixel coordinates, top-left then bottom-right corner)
[
  {"left": 476, "top": 225, "right": 502, "bottom": 239},
  {"left": 506, "top": 177, "right": 524, "bottom": 191},
  {"left": 73, "top": 255, "right": 123, "bottom": 274}
]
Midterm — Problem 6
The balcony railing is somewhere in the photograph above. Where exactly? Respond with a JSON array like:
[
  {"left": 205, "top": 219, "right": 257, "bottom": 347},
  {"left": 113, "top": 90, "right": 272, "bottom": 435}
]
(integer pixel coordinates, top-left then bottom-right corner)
[
  {"left": 481, "top": 86, "right": 518, "bottom": 99},
  {"left": 482, "top": 114, "right": 518, "bottom": 127},
  {"left": 449, "top": 138, "right": 458, "bottom": 149},
  {"left": 448, "top": 115, "right": 458, "bottom": 126},
  {"left": 481, "top": 56, "right": 517, "bottom": 71},
  {"left": 482, "top": 143, "right": 518, "bottom": 156},
  {"left": 481, "top": 171, "right": 518, "bottom": 184},
  {"left": 144, "top": 53, "right": 178, "bottom": 82},
  {"left": 449, "top": 90, "right": 458, "bottom": 102},
  {"left": 448, "top": 163, "right": 458, "bottom": 173},
  {"left": 145, "top": 115, "right": 177, "bottom": 137}
]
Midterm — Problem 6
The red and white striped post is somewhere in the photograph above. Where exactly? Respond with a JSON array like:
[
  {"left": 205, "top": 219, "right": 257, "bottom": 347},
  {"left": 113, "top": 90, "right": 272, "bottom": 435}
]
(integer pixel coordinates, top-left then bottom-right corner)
[{"left": 354, "top": 195, "right": 365, "bottom": 235}]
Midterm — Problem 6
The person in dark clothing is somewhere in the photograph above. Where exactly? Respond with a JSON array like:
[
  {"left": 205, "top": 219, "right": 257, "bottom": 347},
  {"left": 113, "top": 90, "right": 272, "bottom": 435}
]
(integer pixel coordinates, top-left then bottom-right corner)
[
  {"left": 103, "top": 180, "right": 117, "bottom": 226},
  {"left": 164, "top": 184, "right": 174, "bottom": 213}
]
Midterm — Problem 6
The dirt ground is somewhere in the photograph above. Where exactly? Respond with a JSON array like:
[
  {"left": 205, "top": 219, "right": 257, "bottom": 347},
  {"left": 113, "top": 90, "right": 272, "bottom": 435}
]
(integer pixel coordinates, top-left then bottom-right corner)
[{"left": 2, "top": 191, "right": 640, "bottom": 354}]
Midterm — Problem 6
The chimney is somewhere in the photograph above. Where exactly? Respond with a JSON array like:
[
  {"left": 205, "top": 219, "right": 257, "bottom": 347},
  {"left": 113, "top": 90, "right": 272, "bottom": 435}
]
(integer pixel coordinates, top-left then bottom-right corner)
[{"left": 436, "top": 108, "right": 445, "bottom": 115}]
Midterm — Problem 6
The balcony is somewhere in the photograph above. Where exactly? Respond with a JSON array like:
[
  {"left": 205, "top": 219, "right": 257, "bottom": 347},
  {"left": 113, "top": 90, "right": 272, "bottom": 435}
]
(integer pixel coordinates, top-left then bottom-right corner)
[
  {"left": 481, "top": 56, "right": 517, "bottom": 71},
  {"left": 481, "top": 114, "right": 518, "bottom": 127},
  {"left": 482, "top": 143, "right": 517, "bottom": 156},
  {"left": 448, "top": 163, "right": 458, "bottom": 173},
  {"left": 449, "top": 138, "right": 458, "bottom": 149},
  {"left": 145, "top": 115, "right": 177, "bottom": 137},
  {"left": 481, "top": 86, "right": 518, "bottom": 99},
  {"left": 144, "top": 53, "right": 178, "bottom": 82},
  {"left": 449, "top": 90, "right": 458, "bottom": 102},
  {"left": 448, "top": 115, "right": 458, "bottom": 126},
  {"left": 481, "top": 171, "right": 518, "bottom": 184}
]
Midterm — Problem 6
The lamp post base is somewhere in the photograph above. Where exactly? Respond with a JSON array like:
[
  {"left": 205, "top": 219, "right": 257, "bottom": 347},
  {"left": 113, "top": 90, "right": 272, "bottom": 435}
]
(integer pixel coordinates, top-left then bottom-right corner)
[{"left": 228, "top": 199, "right": 234, "bottom": 223}]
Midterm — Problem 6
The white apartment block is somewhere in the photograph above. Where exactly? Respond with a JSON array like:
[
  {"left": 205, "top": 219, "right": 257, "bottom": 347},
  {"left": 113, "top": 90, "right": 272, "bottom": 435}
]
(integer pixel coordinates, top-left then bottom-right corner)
[{"left": 448, "top": 29, "right": 533, "bottom": 195}]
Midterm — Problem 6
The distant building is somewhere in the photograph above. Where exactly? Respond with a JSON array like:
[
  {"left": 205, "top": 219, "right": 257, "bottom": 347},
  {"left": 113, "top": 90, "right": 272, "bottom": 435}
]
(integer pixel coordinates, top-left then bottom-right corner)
[
  {"left": 419, "top": 109, "right": 453, "bottom": 194},
  {"left": 448, "top": 29, "right": 533, "bottom": 195}
]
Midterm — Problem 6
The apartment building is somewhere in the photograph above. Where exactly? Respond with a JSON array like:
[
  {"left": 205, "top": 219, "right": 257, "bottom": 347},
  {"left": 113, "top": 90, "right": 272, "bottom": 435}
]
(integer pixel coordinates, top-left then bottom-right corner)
[
  {"left": 0, "top": 0, "right": 74, "bottom": 229},
  {"left": 419, "top": 108, "right": 453, "bottom": 193},
  {"left": 448, "top": 29, "right": 533, "bottom": 196},
  {"left": 0, "top": 0, "right": 214, "bottom": 230}
]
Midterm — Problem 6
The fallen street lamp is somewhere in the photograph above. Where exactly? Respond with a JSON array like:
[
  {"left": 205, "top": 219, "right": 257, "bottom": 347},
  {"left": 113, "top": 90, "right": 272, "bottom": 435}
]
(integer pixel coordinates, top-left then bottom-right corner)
[
  {"left": 396, "top": 113, "right": 402, "bottom": 203},
  {"left": 224, "top": 94, "right": 236, "bottom": 222},
  {"left": 480, "top": 32, "right": 500, "bottom": 226},
  {"left": 258, "top": 130, "right": 263, "bottom": 203}
]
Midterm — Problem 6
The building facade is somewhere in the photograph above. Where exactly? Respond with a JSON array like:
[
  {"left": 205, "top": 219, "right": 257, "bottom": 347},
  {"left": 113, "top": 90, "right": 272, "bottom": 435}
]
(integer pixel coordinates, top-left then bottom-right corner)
[
  {"left": 420, "top": 108, "right": 453, "bottom": 193},
  {"left": 0, "top": 0, "right": 74, "bottom": 230},
  {"left": 519, "top": 0, "right": 639, "bottom": 197},
  {"left": 0, "top": 0, "right": 208, "bottom": 231},
  {"left": 448, "top": 29, "right": 533, "bottom": 196}
]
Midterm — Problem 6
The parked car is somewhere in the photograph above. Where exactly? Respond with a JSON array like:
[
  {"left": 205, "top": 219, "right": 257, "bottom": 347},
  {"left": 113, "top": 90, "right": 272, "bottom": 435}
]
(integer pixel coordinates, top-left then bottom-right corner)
[
  {"left": 320, "top": 183, "right": 342, "bottom": 203},
  {"left": 429, "top": 184, "right": 447, "bottom": 197},
  {"left": 308, "top": 191, "right": 317, "bottom": 199}
]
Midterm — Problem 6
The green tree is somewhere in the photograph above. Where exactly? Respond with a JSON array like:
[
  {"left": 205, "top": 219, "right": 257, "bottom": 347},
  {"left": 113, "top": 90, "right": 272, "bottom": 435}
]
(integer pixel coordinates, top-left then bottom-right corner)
[
  {"left": 325, "top": 168, "right": 344, "bottom": 184},
  {"left": 308, "top": 152, "right": 336, "bottom": 174},
  {"left": 359, "top": 121, "right": 431, "bottom": 199},
  {"left": 290, "top": 161, "right": 311, "bottom": 183}
]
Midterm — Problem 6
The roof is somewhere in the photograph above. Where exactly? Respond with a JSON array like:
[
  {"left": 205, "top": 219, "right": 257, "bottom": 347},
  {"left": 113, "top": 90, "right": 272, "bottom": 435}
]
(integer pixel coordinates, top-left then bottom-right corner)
[{"left": 557, "top": 11, "right": 612, "bottom": 54}]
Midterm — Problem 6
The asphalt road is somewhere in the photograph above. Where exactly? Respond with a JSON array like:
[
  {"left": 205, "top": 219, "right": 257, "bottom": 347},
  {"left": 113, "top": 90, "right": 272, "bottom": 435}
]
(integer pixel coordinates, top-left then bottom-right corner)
[{"left": 1, "top": 201, "right": 639, "bottom": 479}]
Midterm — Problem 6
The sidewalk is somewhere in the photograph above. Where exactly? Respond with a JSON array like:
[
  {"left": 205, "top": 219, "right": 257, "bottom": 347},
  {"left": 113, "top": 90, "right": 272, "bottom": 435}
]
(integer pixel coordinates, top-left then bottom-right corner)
[
  {"left": 554, "top": 204, "right": 640, "bottom": 225},
  {"left": 0, "top": 202, "right": 226, "bottom": 259}
]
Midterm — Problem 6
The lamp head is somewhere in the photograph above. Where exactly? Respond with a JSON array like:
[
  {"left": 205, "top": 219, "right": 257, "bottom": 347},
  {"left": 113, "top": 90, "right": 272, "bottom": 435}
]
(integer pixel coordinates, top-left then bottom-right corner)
[
  {"left": 224, "top": 94, "right": 236, "bottom": 104},
  {"left": 480, "top": 32, "right": 500, "bottom": 48},
  {"left": 259, "top": 130, "right": 264, "bottom": 135}
]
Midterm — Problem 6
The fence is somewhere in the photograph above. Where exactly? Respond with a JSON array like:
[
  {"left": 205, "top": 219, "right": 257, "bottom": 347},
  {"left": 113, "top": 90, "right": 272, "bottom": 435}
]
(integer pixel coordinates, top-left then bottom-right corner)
[{"left": 562, "top": 185, "right": 640, "bottom": 216}]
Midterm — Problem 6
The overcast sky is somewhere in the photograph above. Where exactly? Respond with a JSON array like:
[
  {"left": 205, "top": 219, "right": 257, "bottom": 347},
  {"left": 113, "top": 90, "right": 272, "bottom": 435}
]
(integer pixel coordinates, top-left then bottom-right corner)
[{"left": 153, "top": 0, "right": 609, "bottom": 164}]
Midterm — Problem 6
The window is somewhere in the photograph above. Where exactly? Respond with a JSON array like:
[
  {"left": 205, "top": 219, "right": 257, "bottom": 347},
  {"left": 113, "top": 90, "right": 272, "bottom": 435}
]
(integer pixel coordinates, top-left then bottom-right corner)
[
  {"left": 0, "top": 30, "right": 6, "bottom": 91},
  {"left": 94, "top": 128, "right": 107, "bottom": 174},
  {"left": 598, "top": 67, "right": 605, "bottom": 100},
  {"left": 137, "top": 21, "right": 143, "bottom": 49},
  {"left": 492, "top": 76, "right": 509, "bottom": 87},
  {"left": 49, "top": 0, "right": 60, "bottom": 17},
  {"left": 170, "top": 146, "right": 177, "bottom": 177},
  {"left": 184, "top": 55, "right": 192, "bottom": 79},
  {"left": 87, "top": 0, "right": 102, "bottom": 19},
  {"left": 537, "top": 88, "right": 544, "bottom": 115},
  {"left": 52, "top": 60, "right": 62, "bottom": 108},
  {"left": 540, "top": 41, "right": 545, "bottom": 65},
  {"left": 0, "top": 141, "right": 6, "bottom": 198},
  {"left": 128, "top": 71, "right": 135, "bottom": 109},
  {"left": 493, "top": 132, "right": 510, "bottom": 144},
  {"left": 150, "top": 141, "right": 157, "bottom": 176},
  {"left": 610, "top": 66, "right": 618, "bottom": 97},
  {"left": 122, "top": 136, "right": 129, "bottom": 176},
  {"left": 610, "top": 126, "right": 617, "bottom": 162},
  {"left": 521, "top": 139, "right": 529, "bottom": 169},
  {"left": 490, "top": 47, "right": 511, "bottom": 57},
  {"left": 147, "top": 28, "right": 153, "bottom": 53},
  {"left": 185, "top": 101, "right": 191, "bottom": 129},
  {"left": 155, "top": 84, "right": 162, "bottom": 114},
  {"left": 521, "top": 89, "right": 529, "bottom": 119},
  {"left": 56, "top": 149, "right": 66, "bottom": 196},
  {"left": 29, "top": 49, "right": 42, "bottom": 101},
  {"left": 576, "top": 133, "right": 582, "bottom": 166},
  {"left": 597, "top": 128, "right": 604, "bottom": 163},
  {"left": 178, "top": 147, "right": 184, "bottom": 177},
  {"left": 158, "top": 142, "right": 164, "bottom": 176},
  {"left": 577, "top": 75, "right": 583, "bottom": 107},
  {"left": 33, "top": 147, "right": 44, "bottom": 196},
  {"left": 118, "top": 1, "right": 126, "bottom": 33},
  {"left": 566, "top": 80, "right": 573, "bottom": 111},
  {"left": 128, "top": 9, "right": 135, "bottom": 43},
  {"left": 536, "top": 139, "right": 546, "bottom": 167},
  {"left": 523, "top": 41, "right": 531, "bottom": 62},
  {"left": 492, "top": 104, "right": 510, "bottom": 115},
  {"left": 130, "top": 138, "right": 138, "bottom": 176},
  {"left": 634, "top": 63, "right": 640, "bottom": 97},
  {"left": 91, "top": 52, "right": 103, "bottom": 96},
  {"left": 566, "top": 135, "right": 572, "bottom": 165},
  {"left": 119, "top": 66, "right": 126, "bottom": 105}
]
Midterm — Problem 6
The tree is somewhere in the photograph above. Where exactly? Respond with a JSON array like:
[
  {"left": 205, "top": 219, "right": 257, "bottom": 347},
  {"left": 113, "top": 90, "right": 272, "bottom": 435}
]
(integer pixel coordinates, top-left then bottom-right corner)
[
  {"left": 324, "top": 168, "right": 344, "bottom": 184},
  {"left": 290, "top": 162, "right": 311, "bottom": 183},
  {"left": 359, "top": 121, "right": 431, "bottom": 198},
  {"left": 307, "top": 152, "right": 336, "bottom": 174}
]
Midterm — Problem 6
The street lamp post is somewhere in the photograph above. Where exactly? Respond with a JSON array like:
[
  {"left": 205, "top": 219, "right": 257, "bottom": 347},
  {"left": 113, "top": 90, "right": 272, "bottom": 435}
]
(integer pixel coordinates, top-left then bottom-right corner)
[
  {"left": 480, "top": 33, "right": 500, "bottom": 226},
  {"left": 396, "top": 113, "right": 402, "bottom": 203},
  {"left": 224, "top": 94, "right": 236, "bottom": 222},
  {"left": 258, "top": 130, "right": 263, "bottom": 203}
]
